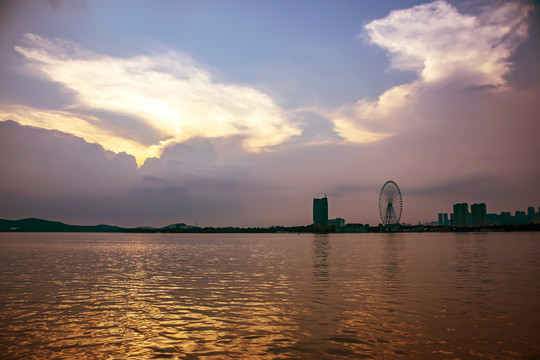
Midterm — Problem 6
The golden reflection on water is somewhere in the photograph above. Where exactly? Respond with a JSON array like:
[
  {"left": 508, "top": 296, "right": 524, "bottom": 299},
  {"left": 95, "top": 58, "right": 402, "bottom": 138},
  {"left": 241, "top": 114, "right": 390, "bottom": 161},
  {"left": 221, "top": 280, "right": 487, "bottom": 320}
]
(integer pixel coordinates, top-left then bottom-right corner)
[{"left": 0, "top": 232, "right": 540, "bottom": 359}]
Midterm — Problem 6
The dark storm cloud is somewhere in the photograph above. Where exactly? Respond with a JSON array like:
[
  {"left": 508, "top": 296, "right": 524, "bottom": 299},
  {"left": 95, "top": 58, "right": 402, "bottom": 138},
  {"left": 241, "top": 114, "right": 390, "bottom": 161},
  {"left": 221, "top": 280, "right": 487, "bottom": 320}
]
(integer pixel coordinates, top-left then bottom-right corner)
[
  {"left": 160, "top": 141, "right": 218, "bottom": 166},
  {"left": 0, "top": 120, "right": 136, "bottom": 194},
  {"left": 0, "top": 121, "right": 282, "bottom": 227}
]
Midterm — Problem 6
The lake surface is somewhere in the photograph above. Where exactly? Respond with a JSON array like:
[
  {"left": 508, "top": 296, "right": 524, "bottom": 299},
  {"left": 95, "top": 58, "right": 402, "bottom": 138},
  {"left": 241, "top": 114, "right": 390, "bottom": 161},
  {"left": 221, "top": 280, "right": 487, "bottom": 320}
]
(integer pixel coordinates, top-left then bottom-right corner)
[{"left": 0, "top": 232, "right": 539, "bottom": 359}]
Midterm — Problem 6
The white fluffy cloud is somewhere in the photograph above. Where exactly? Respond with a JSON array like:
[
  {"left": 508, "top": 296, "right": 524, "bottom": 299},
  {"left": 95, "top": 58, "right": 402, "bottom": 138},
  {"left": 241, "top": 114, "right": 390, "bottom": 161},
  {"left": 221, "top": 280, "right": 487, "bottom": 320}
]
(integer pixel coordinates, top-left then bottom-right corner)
[
  {"left": 333, "top": 0, "right": 532, "bottom": 141},
  {"left": 8, "top": 34, "right": 301, "bottom": 165},
  {"left": 365, "top": 0, "right": 530, "bottom": 84}
]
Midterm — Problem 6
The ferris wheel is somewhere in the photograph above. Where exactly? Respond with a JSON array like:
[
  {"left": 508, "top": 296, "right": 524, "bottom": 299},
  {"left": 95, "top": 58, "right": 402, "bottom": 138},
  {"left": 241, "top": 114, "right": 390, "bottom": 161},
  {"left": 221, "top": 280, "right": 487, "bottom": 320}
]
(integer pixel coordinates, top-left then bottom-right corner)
[{"left": 379, "top": 180, "right": 402, "bottom": 226}]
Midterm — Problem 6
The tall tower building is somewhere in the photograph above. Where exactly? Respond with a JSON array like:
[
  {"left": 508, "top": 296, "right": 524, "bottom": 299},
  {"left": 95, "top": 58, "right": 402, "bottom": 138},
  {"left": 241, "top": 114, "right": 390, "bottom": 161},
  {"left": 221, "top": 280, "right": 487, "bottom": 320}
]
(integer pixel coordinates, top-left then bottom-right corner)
[
  {"left": 453, "top": 203, "right": 469, "bottom": 227},
  {"left": 471, "top": 203, "right": 487, "bottom": 227},
  {"left": 313, "top": 195, "right": 328, "bottom": 227}
]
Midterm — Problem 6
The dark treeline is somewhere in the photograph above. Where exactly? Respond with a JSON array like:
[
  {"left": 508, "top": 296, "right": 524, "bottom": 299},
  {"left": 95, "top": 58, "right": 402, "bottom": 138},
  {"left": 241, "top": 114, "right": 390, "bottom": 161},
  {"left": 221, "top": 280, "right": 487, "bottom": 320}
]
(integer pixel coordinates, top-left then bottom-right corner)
[
  {"left": 125, "top": 225, "right": 314, "bottom": 233},
  {"left": 1, "top": 218, "right": 539, "bottom": 233}
]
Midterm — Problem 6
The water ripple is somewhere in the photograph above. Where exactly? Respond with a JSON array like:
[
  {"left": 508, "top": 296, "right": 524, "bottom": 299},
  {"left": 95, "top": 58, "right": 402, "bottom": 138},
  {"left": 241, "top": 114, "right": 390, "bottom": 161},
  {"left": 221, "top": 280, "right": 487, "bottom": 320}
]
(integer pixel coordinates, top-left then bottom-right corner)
[{"left": 1, "top": 232, "right": 539, "bottom": 359}]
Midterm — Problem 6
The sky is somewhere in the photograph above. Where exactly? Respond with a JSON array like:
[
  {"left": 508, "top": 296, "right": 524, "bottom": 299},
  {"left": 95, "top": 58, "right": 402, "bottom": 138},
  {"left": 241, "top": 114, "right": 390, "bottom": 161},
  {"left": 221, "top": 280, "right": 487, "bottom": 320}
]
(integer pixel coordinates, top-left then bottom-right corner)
[{"left": 1, "top": 0, "right": 539, "bottom": 227}]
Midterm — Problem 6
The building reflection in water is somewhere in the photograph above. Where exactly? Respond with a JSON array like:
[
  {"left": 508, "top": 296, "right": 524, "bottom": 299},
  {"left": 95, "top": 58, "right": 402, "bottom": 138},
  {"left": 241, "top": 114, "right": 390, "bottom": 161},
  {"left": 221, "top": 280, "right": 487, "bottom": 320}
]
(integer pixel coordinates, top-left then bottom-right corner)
[{"left": 312, "top": 234, "right": 330, "bottom": 284}]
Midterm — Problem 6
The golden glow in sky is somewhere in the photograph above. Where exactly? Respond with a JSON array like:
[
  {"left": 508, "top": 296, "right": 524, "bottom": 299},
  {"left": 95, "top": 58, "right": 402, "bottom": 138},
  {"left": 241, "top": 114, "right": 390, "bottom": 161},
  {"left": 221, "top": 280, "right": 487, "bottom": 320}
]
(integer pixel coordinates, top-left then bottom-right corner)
[{"left": 11, "top": 34, "right": 302, "bottom": 165}]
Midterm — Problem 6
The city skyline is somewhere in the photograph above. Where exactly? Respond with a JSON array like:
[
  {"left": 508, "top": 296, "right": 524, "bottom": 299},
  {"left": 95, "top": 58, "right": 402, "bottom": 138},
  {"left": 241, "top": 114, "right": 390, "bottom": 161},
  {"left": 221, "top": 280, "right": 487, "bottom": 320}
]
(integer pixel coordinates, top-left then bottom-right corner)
[
  {"left": 316, "top": 190, "right": 539, "bottom": 227},
  {"left": 2, "top": 199, "right": 539, "bottom": 230},
  {"left": 1, "top": 0, "right": 539, "bottom": 227},
  {"left": 437, "top": 202, "right": 540, "bottom": 227}
]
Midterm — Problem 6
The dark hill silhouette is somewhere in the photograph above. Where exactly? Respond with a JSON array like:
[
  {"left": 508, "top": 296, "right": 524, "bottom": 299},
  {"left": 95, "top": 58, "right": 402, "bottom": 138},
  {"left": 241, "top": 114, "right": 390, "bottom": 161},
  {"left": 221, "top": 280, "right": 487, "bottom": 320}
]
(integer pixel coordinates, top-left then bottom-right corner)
[{"left": 0, "top": 218, "right": 123, "bottom": 232}]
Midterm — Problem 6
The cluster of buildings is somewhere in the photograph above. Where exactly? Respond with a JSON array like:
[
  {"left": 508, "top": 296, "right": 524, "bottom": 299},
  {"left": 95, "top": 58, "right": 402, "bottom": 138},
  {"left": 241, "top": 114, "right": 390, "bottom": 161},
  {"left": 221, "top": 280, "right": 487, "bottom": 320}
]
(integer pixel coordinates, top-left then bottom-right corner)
[
  {"left": 313, "top": 195, "right": 345, "bottom": 228},
  {"left": 439, "top": 203, "right": 540, "bottom": 227},
  {"left": 312, "top": 192, "right": 539, "bottom": 230}
]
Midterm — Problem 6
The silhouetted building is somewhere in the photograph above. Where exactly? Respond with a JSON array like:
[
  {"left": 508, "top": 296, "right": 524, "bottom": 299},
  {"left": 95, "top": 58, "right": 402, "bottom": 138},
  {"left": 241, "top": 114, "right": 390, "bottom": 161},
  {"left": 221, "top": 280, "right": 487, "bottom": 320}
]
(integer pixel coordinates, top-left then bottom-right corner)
[
  {"left": 437, "top": 213, "right": 450, "bottom": 226},
  {"left": 486, "top": 207, "right": 540, "bottom": 225},
  {"left": 328, "top": 218, "right": 345, "bottom": 228},
  {"left": 453, "top": 203, "right": 469, "bottom": 227},
  {"left": 438, "top": 213, "right": 450, "bottom": 226},
  {"left": 486, "top": 213, "right": 498, "bottom": 225},
  {"left": 502, "top": 211, "right": 512, "bottom": 224},
  {"left": 471, "top": 203, "right": 487, "bottom": 227},
  {"left": 529, "top": 207, "right": 540, "bottom": 224},
  {"left": 313, "top": 196, "right": 328, "bottom": 227}
]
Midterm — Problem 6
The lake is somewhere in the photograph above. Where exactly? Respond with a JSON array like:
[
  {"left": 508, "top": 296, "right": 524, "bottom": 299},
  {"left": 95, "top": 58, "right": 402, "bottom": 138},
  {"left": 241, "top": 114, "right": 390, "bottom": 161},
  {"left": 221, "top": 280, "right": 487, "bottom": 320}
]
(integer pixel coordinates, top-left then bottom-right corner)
[{"left": 0, "top": 232, "right": 539, "bottom": 359}]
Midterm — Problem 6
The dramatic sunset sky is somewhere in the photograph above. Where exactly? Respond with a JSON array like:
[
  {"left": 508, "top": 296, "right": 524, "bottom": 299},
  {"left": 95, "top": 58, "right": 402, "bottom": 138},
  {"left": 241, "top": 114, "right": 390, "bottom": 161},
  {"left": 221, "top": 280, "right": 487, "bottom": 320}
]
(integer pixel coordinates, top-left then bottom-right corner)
[{"left": 1, "top": 0, "right": 539, "bottom": 227}]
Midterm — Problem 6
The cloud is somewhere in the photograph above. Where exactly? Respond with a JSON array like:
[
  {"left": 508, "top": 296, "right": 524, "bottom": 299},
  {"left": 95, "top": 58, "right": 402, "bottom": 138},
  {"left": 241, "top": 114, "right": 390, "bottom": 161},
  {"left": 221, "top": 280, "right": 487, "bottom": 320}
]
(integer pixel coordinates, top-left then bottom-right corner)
[
  {"left": 0, "top": 120, "right": 137, "bottom": 197},
  {"left": 1, "top": 1, "right": 538, "bottom": 227},
  {"left": 364, "top": 0, "right": 530, "bottom": 84},
  {"left": 10, "top": 33, "right": 301, "bottom": 165},
  {"left": 160, "top": 141, "right": 217, "bottom": 167},
  {"left": 333, "top": 0, "right": 532, "bottom": 142},
  {"left": 47, "top": 0, "right": 88, "bottom": 12},
  {"left": 0, "top": 121, "right": 324, "bottom": 227},
  {"left": 0, "top": 104, "right": 163, "bottom": 162},
  {"left": 0, "top": 120, "right": 249, "bottom": 226}
]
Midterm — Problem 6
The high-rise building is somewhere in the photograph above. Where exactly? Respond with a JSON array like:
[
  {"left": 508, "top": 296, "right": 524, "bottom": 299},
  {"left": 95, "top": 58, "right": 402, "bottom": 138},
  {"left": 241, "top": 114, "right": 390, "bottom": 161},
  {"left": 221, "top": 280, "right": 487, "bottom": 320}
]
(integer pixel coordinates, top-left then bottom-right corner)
[
  {"left": 313, "top": 196, "right": 328, "bottom": 227},
  {"left": 471, "top": 203, "right": 487, "bottom": 227},
  {"left": 438, "top": 213, "right": 444, "bottom": 226},
  {"left": 444, "top": 213, "right": 449, "bottom": 225},
  {"left": 453, "top": 203, "right": 469, "bottom": 227}
]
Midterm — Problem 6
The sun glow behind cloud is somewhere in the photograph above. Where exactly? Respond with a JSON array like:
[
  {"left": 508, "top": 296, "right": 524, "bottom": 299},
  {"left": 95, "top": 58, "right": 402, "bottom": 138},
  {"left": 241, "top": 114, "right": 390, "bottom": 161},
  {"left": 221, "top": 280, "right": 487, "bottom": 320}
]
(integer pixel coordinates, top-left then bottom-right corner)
[
  {"left": 0, "top": 104, "right": 162, "bottom": 162},
  {"left": 332, "top": 0, "right": 532, "bottom": 142},
  {"left": 0, "top": 1, "right": 533, "bottom": 166},
  {"left": 9, "top": 33, "right": 301, "bottom": 165}
]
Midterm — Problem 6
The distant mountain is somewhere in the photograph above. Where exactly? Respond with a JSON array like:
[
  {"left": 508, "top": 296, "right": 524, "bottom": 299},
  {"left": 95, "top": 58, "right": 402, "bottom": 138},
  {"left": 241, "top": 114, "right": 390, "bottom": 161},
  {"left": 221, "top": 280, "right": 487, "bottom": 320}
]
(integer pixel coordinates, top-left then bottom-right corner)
[
  {"left": 0, "top": 218, "right": 332, "bottom": 234},
  {"left": 0, "top": 218, "right": 123, "bottom": 232}
]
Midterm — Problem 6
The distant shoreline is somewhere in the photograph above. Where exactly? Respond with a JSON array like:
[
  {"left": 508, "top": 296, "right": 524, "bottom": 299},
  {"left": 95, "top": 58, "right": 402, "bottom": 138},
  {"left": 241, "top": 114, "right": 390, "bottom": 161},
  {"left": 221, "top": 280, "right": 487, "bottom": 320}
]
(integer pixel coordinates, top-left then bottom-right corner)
[{"left": 1, "top": 218, "right": 539, "bottom": 234}]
